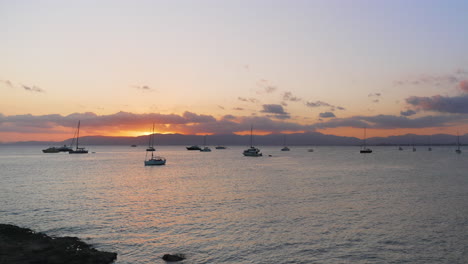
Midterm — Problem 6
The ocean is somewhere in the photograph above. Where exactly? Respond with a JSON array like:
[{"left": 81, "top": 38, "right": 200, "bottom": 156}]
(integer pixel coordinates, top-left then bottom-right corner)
[{"left": 1, "top": 145, "right": 467, "bottom": 263}]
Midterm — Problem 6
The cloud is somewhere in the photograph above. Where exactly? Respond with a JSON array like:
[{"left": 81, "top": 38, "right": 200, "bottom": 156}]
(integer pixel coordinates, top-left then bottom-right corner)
[
  {"left": 368, "top": 93, "right": 381, "bottom": 97},
  {"left": 336, "top": 106, "right": 346, "bottom": 111},
  {"left": 0, "top": 80, "right": 13, "bottom": 88},
  {"left": 394, "top": 70, "right": 467, "bottom": 87},
  {"left": 233, "top": 107, "right": 244, "bottom": 111},
  {"left": 217, "top": 105, "right": 225, "bottom": 110},
  {"left": 319, "top": 112, "right": 336, "bottom": 118},
  {"left": 406, "top": 94, "right": 468, "bottom": 113},
  {"left": 238, "top": 97, "right": 259, "bottom": 103},
  {"left": 133, "top": 85, "right": 154, "bottom": 92},
  {"left": 459, "top": 80, "right": 468, "bottom": 92},
  {"left": 313, "top": 114, "right": 467, "bottom": 130},
  {"left": 22, "top": 85, "right": 45, "bottom": 93},
  {"left": 256, "top": 79, "right": 277, "bottom": 94},
  {"left": 283, "top": 91, "right": 301, "bottom": 102},
  {"left": 400, "top": 109, "right": 417, "bottom": 116},
  {"left": 261, "top": 104, "right": 287, "bottom": 115},
  {"left": 305, "top": 100, "right": 332, "bottom": 108},
  {"left": 260, "top": 104, "right": 290, "bottom": 119}
]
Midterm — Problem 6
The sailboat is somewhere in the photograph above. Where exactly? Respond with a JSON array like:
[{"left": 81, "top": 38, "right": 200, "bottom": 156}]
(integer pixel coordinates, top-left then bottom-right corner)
[
  {"left": 200, "top": 135, "right": 211, "bottom": 152},
  {"left": 428, "top": 135, "right": 432, "bottom": 151},
  {"left": 280, "top": 135, "right": 290, "bottom": 151},
  {"left": 69, "top": 121, "right": 88, "bottom": 154},
  {"left": 144, "top": 123, "right": 166, "bottom": 166},
  {"left": 360, "top": 127, "right": 372, "bottom": 153},
  {"left": 146, "top": 124, "right": 156, "bottom": 151},
  {"left": 243, "top": 125, "right": 262, "bottom": 156},
  {"left": 456, "top": 133, "right": 462, "bottom": 154},
  {"left": 398, "top": 146, "right": 403, "bottom": 151}
]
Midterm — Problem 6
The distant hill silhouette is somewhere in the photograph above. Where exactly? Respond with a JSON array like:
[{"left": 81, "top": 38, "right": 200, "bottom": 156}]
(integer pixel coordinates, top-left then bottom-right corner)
[{"left": 2, "top": 132, "right": 466, "bottom": 146}]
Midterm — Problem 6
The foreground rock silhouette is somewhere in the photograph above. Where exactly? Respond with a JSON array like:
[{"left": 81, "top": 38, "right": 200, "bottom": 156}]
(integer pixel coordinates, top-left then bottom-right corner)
[{"left": 0, "top": 224, "right": 117, "bottom": 264}]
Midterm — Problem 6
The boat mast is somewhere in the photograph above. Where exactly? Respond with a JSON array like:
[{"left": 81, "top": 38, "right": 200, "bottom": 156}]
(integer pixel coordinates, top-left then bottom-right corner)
[
  {"left": 151, "top": 123, "right": 155, "bottom": 147},
  {"left": 457, "top": 133, "right": 460, "bottom": 151},
  {"left": 76, "top": 120, "right": 80, "bottom": 150},
  {"left": 363, "top": 127, "right": 366, "bottom": 149},
  {"left": 250, "top": 125, "right": 253, "bottom": 147}
]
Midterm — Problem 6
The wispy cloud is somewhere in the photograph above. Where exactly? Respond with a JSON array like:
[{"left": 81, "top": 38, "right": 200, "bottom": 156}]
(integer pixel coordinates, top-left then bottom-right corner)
[
  {"left": 1, "top": 80, "right": 45, "bottom": 93},
  {"left": 282, "top": 91, "right": 301, "bottom": 102},
  {"left": 305, "top": 100, "right": 331, "bottom": 108},
  {"left": 394, "top": 70, "right": 468, "bottom": 87},
  {"left": 132, "top": 85, "right": 154, "bottom": 92},
  {"left": 238, "top": 97, "right": 259, "bottom": 103},
  {"left": 0, "top": 80, "right": 13, "bottom": 88},
  {"left": 22, "top": 84, "right": 45, "bottom": 93},
  {"left": 256, "top": 79, "right": 277, "bottom": 94}
]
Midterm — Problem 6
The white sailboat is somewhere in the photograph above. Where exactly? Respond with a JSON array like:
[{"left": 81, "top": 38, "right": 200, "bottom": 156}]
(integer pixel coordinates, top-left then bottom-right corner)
[
  {"left": 243, "top": 125, "right": 262, "bottom": 156},
  {"left": 360, "top": 127, "right": 372, "bottom": 153},
  {"left": 69, "top": 121, "right": 88, "bottom": 154},
  {"left": 280, "top": 135, "right": 290, "bottom": 151},
  {"left": 200, "top": 135, "right": 211, "bottom": 152},
  {"left": 145, "top": 123, "right": 166, "bottom": 166}
]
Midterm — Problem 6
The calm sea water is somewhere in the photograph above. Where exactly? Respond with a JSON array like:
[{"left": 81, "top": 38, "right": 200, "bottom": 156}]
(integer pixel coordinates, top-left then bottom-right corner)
[{"left": 1, "top": 145, "right": 467, "bottom": 263}]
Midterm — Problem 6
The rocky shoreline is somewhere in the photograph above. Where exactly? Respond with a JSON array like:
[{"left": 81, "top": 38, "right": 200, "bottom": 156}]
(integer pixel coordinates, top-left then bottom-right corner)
[{"left": 0, "top": 224, "right": 117, "bottom": 264}]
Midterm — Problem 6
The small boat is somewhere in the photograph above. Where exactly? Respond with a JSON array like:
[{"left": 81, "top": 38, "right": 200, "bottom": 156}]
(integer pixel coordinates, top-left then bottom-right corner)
[
  {"left": 131, "top": 144, "right": 137, "bottom": 147},
  {"left": 186, "top": 145, "right": 201, "bottom": 150},
  {"left": 200, "top": 136, "right": 211, "bottom": 152},
  {"left": 456, "top": 133, "right": 462, "bottom": 154},
  {"left": 359, "top": 127, "right": 372, "bottom": 153},
  {"left": 69, "top": 121, "right": 88, "bottom": 154},
  {"left": 145, "top": 123, "right": 166, "bottom": 166},
  {"left": 42, "top": 147, "right": 59, "bottom": 153},
  {"left": 243, "top": 126, "right": 262, "bottom": 157},
  {"left": 215, "top": 146, "right": 226, "bottom": 149},
  {"left": 280, "top": 135, "right": 290, "bottom": 151},
  {"left": 398, "top": 146, "right": 403, "bottom": 151},
  {"left": 308, "top": 148, "right": 314, "bottom": 152}
]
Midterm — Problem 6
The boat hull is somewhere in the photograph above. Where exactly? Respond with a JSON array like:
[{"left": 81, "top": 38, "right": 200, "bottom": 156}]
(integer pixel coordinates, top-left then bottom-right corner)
[
  {"left": 144, "top": 158, "right": 166, "bottom": 166},
  {"left": 42, "top": 148, "right": 60, "bottom": 153},
  {"left": 360, "top": 149, "right": 372, "bottom": 153},
  {"left": 186, "top": 146, "right": 201, "bottom": 150}
]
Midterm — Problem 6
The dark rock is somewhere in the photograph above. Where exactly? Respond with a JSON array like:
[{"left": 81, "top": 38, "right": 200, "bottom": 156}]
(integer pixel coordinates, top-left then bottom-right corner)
[
  {"left": 162, "top": 253, "right": 186, "bottom": 262},
  {"left": 0, "top": 224, "right": 117, "bottom": 264}
]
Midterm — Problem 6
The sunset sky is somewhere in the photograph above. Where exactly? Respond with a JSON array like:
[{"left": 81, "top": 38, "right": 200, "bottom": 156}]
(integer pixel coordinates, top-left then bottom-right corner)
[{"left": 2, "top": 0, "right": 468, "bottom": 142}]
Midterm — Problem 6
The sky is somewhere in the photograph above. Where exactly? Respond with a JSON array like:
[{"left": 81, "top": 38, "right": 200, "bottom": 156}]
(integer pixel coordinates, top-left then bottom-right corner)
[{"left": 1, "top": 0, "right": 468, "bottom": 142}]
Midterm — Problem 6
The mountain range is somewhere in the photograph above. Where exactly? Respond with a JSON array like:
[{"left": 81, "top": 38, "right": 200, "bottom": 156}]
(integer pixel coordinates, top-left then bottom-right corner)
[{"left": 1, "top": 132, "right": 465, "bottom": 146}]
